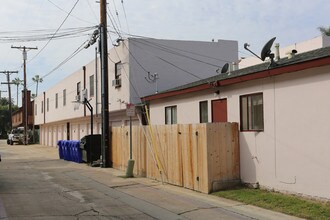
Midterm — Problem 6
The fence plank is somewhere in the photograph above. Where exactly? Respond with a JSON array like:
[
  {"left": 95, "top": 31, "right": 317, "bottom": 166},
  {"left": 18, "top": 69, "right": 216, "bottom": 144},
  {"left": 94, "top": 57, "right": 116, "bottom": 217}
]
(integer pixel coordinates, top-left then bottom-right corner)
[{"left": 179, "top": 124, "right": 194, "bottom": 190}]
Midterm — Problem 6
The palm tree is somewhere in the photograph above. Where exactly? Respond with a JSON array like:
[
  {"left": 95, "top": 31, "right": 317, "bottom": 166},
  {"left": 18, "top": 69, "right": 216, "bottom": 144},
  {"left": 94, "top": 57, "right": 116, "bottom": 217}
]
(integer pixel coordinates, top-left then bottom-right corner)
[
  {"left": 318, "top": 26, "right": 330, "bottom": 36},
  {"left": 12, "top": 77, "right": 23, "bottom": 106},
  {"left": 32, "top": 75, "right": 43, "bottom": 97}
]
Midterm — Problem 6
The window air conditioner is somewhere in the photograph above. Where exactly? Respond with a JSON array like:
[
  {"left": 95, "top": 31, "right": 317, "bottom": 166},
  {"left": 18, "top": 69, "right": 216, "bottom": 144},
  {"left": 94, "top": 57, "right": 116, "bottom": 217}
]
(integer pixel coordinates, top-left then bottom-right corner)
[{"left": 112, "top": 78, "right": 121, "bottom": 87}]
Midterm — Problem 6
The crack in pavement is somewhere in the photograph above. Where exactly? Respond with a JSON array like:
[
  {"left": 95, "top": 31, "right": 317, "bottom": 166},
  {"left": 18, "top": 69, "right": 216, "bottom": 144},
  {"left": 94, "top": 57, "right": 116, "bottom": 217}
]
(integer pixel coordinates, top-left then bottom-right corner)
[
  {"left": 178, "top": 206, "right": 218, "bottom": 215},
  {"left": 75, "top": 207, "right": 100, "bottom": 218}
]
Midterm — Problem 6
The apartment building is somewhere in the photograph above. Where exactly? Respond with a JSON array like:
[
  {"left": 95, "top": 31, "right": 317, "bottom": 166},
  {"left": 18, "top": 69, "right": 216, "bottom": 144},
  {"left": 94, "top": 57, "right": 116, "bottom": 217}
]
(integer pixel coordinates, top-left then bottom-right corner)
[{"left": 34, "top": 38, "right": 238, "bottom": 147}]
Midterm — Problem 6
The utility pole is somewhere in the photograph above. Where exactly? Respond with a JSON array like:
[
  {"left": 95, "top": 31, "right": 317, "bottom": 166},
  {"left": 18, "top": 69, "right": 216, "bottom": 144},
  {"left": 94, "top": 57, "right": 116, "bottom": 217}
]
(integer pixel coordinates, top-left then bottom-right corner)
[
  {"left": 1, "top": 70, "right": 18, "bottom": 130},
  {"left": 11, "top": 46, "right": 38, "bottom": 145},
  {"left": 100, "top": 0, "right": 111, "bottom": 167}
]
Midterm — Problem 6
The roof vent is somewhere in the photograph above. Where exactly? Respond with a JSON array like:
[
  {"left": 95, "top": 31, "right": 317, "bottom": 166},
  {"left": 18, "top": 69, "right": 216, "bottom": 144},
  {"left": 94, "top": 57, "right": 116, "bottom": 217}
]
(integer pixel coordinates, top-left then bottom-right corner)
[{"left": 287, "top": 49, "right": 298, "bottom": 59}]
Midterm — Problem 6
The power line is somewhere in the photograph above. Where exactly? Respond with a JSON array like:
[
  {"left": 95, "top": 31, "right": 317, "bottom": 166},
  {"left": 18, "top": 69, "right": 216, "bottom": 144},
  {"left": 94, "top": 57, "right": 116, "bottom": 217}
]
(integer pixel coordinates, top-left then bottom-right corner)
[
  {"left": 106, "top": 5, "right": 122, "bottom": 37},
  {"left": 107, "top": 31, "right": 142, "bottom": 100},
  {"left": 0, "top": 26, "right": 97, "bottom": 43},
  {"left": 39, "top": 40, "right": 87, "bottom": 80},
  {"left": 130, "top": 38, "right": 232, "bottom": 65},
  {"left": 130, "top": 40, "right": 203, "bottom": 80},
  {"left": 29, "top": 0, "right": 80, "bottom": 63},
  {"left": 85, "top": 0, "right": 99, "bottom": 23},
  {"left": 47, "top": 0, "right": 95, "bottom": 25},
  {"left": 111, "top": 0, "right": 122, "bottom": 30},
  {"left": 121, "top": 0, "right": 130, "bottom": 34}
]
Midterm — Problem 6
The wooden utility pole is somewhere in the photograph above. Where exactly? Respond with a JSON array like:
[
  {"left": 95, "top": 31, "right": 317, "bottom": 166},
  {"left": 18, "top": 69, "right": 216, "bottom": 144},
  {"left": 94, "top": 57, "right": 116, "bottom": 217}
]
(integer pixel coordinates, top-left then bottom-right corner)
[
  {"left": 1, "top": 70, "right": 18, "bottom": 130},
  {"left": 11, "top": 46, "right": 38, "bottom": 145},
  {"left": 100, "top": 0, "right": 111, "bottom": 167}
]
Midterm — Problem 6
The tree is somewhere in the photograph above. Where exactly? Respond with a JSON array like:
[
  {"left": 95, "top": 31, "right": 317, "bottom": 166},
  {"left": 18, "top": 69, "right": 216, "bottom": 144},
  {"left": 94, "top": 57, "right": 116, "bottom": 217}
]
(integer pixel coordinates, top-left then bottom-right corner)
[
  {"left": 32, "top": 75, "right": 43, "bottom": 98},
  {"left": 318, "top": 26, "right": 330, "bottom": 36},
  {"left": 0, "top": 97, "right": 17, "bottom": 138},
  {"left": 12, "top": 77, "right": 23, "bottom": 106}
]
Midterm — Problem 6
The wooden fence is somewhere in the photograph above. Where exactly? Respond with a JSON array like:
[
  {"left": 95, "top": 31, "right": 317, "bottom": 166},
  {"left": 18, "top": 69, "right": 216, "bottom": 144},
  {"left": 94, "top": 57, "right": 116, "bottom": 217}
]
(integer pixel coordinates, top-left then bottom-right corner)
[{"left": 111, "top": 122, "right": 240, "bottom": 193}]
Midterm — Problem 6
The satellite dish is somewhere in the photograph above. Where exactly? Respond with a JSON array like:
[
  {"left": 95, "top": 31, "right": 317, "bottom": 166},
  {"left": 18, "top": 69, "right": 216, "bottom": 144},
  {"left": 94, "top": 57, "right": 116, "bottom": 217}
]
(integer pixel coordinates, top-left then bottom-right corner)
[
  {"left": 260, "top": 37, "right": 276, "bottom": 61},
  {"left": 220, "top": 63, "right": 229, "bottom": 74}
]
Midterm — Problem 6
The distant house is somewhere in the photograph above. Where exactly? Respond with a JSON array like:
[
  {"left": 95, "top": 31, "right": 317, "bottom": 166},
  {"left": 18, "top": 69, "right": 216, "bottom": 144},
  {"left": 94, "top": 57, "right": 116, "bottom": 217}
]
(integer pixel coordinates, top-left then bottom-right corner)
[
  {"left": 33, "top": 38, "right": 238, "bottom": 147},
  {"left": 142, "top": 46, "right": 330, "bottom": 200},
  {"left": 12, "top": 90, "right": 34, "bottom": 129}
]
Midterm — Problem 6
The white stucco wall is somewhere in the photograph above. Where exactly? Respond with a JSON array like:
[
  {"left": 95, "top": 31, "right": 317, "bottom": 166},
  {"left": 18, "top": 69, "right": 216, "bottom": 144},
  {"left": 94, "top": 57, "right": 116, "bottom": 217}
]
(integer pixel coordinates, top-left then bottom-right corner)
[{"left": 148, "top": 65, "right": 330, "bottom": 200}]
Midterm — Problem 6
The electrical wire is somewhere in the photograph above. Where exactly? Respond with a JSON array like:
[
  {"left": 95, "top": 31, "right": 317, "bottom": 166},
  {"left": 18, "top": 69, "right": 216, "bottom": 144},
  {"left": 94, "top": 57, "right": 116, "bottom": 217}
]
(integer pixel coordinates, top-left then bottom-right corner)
[
  {"left": 130, "top": 40, "right": 204, "bottom": 80},
  {"left": 107, "top": 31, "right": 142, "bottom": 100},
  {"left": 121, "top": 0, "right": 130, "bottom": 34},
  {"left": 85, "top": 0, "right": 99, "bottom": 23},
  {"left": 29, "top": 0, "right": 80, "bottom": 63},
  {"left": 112, "top": 0, "right": 122, "bottom": 31},
  {"left": 0, "top": 26, "right": 97, "bottom": 43},
  {"left": 47, "top": 0, "right": 95, "bottom": 25},
  {"left": 130, "top": 38, "right": 231, "bottom": 65},
  {"left": 106, "top": 5, "right": 122, "bottom": 38},
  {"left": 39, "top": 39, "right": 88, "bottom": 81}
]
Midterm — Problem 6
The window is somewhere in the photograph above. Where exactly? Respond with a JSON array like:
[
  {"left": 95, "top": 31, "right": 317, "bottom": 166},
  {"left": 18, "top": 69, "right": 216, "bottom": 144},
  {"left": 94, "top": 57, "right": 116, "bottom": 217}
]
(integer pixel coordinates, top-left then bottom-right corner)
[
  {"left": 89, "top": 75, "right": 94, "bottom": 97},
  {"left": 47, "top": 98, "right": 49, "bottom": 112},
  {"left": 77, "top": 82, "right": 81, "bottom": 100},
  {"left": 115, "top": 62, "right": 122, "bottom": 79},
  {"left": 240, "top": 93, "right": 264, "bottom": 131},
  {"left": 55, "top": 93, "right": 58, "bottom": 109},
  {"left": 63, "top": 89, "right": 66, "bottom": 106},
  {"left": 199, "top": 101, "right": 208, "bottom": 123},
  {"left": 165, "top": 106, "right": 177, "bottom": 124},
  {"left": 41, "top": 101, "right": 44, "bottom": 113}
]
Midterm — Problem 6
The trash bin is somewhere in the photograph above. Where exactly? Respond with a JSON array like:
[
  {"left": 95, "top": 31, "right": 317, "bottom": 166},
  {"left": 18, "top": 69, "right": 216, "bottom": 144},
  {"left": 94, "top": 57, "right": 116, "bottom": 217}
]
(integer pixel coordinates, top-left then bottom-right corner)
[
  {"left": 80, "top": 134, "right": 101, "bottom": 163},
  {"left": 63, "top": 140, "right": 71, "bottom": 161},
  {"left": 57, "top": 140, "right": 64, "bottom": 159},
  {"left": 71, "top": 140, "right": 82, "bottom": 163}
]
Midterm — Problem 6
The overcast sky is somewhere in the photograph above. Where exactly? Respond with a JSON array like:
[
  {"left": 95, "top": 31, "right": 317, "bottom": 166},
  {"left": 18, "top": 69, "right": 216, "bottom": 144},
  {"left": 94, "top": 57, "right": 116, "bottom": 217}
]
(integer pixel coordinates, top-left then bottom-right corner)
[{"left": 0, "top": 0, "right": 328, "bottom": 104}]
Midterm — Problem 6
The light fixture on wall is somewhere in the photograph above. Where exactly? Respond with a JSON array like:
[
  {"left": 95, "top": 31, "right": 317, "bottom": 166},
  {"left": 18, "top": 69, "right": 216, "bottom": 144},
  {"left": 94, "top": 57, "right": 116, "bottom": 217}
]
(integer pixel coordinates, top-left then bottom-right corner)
[{"left": 214, "top": 90, "right": 220, "bottom": 97}]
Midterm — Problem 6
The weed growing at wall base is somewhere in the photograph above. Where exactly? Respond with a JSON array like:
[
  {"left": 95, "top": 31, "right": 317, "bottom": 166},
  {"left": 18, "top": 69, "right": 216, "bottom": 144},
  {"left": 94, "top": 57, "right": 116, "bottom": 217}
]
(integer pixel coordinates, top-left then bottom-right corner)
[{"left": 213, "top": 187, "right": 330, "bottom": 220}]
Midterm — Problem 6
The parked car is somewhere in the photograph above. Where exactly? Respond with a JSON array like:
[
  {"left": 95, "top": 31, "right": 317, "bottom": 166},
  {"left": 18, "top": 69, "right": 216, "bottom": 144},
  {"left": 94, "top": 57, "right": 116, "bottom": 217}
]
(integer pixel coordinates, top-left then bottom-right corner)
[{"left": 7, "top": 127, "right": 29, "bottom": 145}]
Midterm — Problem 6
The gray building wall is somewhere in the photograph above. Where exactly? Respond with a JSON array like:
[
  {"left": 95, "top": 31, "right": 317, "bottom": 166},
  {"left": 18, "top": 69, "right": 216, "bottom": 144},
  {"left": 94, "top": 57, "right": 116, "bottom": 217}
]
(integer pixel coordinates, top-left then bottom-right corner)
[{"left": 128, "top": 38, "right": 238, "bottom": 104}]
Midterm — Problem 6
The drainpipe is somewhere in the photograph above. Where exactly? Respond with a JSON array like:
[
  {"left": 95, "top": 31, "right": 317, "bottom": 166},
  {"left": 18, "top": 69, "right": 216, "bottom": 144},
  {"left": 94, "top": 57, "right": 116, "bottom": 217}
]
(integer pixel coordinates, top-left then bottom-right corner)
[
  {"left": 43, "top": 92, "right": 46, "bottom": 124},
  {"left": 95, "top": 46, "right": 99, "bottom": 117},
  {"left": 83, "top": 66, "right": 86, "bottom": 117}
]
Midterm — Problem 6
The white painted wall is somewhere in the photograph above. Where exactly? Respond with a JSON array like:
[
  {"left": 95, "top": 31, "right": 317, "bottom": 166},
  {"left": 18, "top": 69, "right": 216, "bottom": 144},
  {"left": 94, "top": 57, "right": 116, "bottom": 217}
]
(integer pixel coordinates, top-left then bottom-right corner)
[{"left": 148, "top": 65, "right": 330, "bottom": 200}]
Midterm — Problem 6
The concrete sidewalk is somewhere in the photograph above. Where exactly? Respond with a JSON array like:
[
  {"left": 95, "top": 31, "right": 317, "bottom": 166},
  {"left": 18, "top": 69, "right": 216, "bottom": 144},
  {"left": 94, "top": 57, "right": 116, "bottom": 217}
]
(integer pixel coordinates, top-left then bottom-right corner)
[{"left": 0, "top": 141, "right": 302, "bottom": 219}]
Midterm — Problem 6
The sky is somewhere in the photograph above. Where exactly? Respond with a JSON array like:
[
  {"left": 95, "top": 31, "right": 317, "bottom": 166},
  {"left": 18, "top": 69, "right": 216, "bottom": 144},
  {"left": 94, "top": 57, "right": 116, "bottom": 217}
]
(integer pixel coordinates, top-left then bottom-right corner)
[{"left": 0, "top": 0, "right": 329, "bottom": 105}]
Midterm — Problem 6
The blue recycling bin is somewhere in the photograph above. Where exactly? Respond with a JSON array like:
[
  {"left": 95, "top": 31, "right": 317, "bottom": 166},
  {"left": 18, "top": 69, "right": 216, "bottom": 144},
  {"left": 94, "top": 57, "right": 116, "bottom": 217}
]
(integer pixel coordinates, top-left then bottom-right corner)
[
  {"left": 58, "top": 140, "right": 82, "bottom": 163},
  {"left": 70, "top": 141, "right": 76, "bottom": 162},
  {"left": 57, "top": 140, "right": 64, "bottom": 159},
  {"left": 64, "top": 140, "right": 71, "bottom": 161},
  {"left": 70, "top": 140, "right": 82, "bottom": 163}
]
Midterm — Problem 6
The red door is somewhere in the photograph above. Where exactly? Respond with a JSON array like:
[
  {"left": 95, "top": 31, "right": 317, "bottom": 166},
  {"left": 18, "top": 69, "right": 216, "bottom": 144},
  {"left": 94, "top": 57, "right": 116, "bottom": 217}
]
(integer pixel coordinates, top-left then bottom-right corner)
[{"left": 212, "top": 99, "right": 227, "bottom": 122}]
